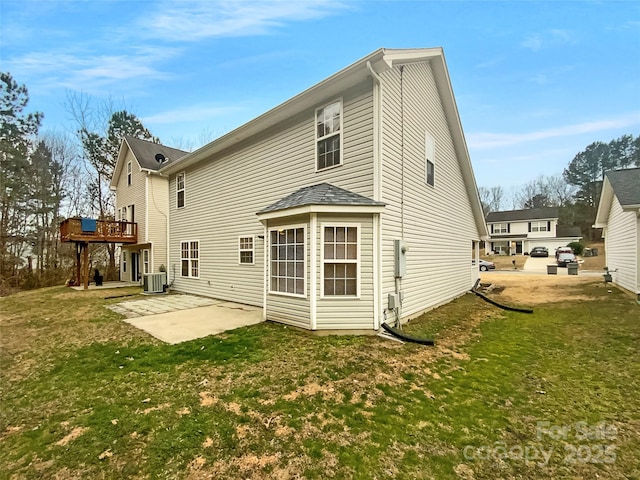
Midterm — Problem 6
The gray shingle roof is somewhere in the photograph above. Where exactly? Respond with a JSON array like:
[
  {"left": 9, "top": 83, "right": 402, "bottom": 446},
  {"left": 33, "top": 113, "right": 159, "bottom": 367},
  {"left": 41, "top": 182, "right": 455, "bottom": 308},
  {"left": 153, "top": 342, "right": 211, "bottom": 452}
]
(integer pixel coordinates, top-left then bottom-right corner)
[
  {"left": 556, "top": 226, "right": 582, "bottom": 238},
  {"left": 125, "top": 136, "right": 188, "bottom": 171},
  {"left": 258, "top": 183, "right": 385, "bottom": 214},
  {"left": 486, "top": 207, "right": 559, "bottom": 222},
  {"left": 606, "top": 168, "right": 640, "bottom": 207}
]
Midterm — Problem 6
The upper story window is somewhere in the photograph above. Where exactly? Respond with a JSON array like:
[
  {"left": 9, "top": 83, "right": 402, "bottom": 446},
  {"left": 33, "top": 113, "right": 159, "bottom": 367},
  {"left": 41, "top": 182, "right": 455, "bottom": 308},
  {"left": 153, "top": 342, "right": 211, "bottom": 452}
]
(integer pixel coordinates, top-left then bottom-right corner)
[
  {"left": 530, "top": 221, "right": 549, "bottom": 232},
  {"left": 425, "top": 132, "right": 435, "bottom": 186},
  {"left": 127, "top": 161, "right": 132, "bottom": 186},
  {"left": 176, "top": 172, "right": 185, "bottom": 208},
  {"left": 316, "top": 100, "right": 342, "bottom": 171},
  {"left": 239, "top": 236, "right": 255, "bottom": 265},
  {"left": 493, "top": 223, "right": 509, "bottom": 234}
]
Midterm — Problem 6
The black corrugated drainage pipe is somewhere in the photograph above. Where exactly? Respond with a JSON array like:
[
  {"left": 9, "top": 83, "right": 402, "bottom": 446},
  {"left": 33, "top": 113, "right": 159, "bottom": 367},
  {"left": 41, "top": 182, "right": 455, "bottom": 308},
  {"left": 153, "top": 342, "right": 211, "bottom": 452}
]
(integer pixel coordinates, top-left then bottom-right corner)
[
  {"left": 471, "top": 289, "right": 534, "bottom": 314},
  {"left": 381, "top": 322, "right": 435, "bottom": 346}
]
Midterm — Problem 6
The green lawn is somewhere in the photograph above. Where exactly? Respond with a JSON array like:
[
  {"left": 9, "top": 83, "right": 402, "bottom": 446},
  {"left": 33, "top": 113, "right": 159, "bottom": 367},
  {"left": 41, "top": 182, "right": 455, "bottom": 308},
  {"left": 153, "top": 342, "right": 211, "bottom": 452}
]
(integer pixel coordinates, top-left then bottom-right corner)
[{"left": 1, "top": 281, "right": 638, "bottom": 479}]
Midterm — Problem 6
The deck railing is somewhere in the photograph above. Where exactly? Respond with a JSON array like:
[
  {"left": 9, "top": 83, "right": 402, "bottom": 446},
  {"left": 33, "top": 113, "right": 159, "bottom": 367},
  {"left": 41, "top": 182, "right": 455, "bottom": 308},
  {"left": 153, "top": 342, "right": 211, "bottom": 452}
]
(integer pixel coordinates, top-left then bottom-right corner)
[{"left": 60, "top": 218, "right": 138, "bottom": 244}]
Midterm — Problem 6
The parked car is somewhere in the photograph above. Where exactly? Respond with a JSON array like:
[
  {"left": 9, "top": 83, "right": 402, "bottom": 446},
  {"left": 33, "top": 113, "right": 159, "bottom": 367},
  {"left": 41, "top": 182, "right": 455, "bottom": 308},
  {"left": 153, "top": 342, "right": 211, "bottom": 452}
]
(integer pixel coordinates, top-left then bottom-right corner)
[
  {"left": 477, "top": 259, "right": 495, "bottom": 271},
  {"left": 530, "top": 246, "right": 549, "bottom": 257},
  {"left": 557, "top": 252, "right": 577, "bottom": 267},
  {"left": 555, "top": 246, "right": 573, "bottom": 259}
]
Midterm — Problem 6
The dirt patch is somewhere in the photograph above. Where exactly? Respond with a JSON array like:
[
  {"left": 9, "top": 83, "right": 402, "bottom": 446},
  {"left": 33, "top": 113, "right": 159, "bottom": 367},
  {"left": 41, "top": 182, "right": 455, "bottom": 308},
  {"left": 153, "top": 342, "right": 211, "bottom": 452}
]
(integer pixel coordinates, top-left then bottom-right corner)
[
  {"left": 55, "top": 426, "right": 89, "bottom": 446},
  {"left": 480, "top": 273, "right": 599, "bottom": 305}
]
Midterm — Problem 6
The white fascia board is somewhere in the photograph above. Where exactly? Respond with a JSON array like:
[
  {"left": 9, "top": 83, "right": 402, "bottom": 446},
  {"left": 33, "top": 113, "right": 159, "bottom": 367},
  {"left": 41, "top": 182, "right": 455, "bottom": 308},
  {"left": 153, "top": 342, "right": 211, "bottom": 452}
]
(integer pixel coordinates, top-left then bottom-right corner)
[
  {"left": 256, "top": 204, "right": 385, "bottom": 222},
  {"left": 594, "top": 178, "right": 613, "bottom": 226},
  {"left": 110, "top": 139, "right": 130, "bottom": 190}
]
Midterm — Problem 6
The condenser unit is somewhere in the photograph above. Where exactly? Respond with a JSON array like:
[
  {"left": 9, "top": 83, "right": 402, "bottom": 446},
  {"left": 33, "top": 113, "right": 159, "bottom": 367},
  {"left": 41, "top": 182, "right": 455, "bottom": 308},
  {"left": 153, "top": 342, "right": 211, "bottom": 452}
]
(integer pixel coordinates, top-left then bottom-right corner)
[{"left": 143, "top": 273, "right": 166, "bottom": 293}]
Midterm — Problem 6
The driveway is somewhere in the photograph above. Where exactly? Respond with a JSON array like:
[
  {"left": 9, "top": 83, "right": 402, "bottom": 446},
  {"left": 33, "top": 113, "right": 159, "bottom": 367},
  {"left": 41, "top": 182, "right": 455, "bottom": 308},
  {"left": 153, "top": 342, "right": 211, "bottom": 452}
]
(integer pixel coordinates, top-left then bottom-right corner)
[{"left": 109, "top": 294, "right": 263, "bottom": 344}]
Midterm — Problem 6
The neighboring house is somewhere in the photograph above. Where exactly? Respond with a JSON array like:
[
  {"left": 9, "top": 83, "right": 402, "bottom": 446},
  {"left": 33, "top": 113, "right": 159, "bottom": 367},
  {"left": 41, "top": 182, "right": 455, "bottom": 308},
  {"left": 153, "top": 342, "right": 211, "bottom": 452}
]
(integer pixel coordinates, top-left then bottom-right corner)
[
  {"left": 594, "top": 168, "right": 640, "bottom": 298},
  {"left": 485, "top": 207, "right": 582, "bottom": 255},
  {"left": 114, "top": 47, "right": 488, "bottom": 331},
  {"left": 110, "top": 136, "right": 187, "bottom": 282}
]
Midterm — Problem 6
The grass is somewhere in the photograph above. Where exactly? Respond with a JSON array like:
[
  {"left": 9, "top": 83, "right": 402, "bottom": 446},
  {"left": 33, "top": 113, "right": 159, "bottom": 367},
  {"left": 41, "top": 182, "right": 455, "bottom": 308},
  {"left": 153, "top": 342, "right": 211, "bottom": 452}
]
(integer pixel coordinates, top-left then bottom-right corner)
[{"left": 1, "top": 281, "right": 639, "bottom": 479}]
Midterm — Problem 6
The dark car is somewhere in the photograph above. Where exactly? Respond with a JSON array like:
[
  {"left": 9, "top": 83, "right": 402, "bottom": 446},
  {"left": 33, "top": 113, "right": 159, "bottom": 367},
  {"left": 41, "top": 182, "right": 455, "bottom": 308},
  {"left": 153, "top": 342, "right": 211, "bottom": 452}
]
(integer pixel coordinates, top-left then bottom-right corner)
[
  {"left": 530, "top": 247, "right": 549, "bottom": 257},
  {"left": 556, "top": 252, "right": 577, "bottom": 267}
]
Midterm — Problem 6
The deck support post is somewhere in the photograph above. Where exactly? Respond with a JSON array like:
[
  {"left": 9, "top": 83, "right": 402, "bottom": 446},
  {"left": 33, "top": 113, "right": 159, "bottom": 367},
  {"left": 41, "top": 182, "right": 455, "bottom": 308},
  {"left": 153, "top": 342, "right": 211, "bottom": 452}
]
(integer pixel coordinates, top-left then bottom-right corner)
[{"left": 82, "top": 242, "right": 89, "bottom": 290}]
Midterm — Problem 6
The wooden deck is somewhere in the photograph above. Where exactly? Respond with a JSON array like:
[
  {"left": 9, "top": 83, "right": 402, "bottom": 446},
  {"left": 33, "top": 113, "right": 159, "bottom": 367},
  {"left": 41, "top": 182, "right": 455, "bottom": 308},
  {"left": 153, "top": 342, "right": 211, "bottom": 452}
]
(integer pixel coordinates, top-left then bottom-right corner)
[{"left": 60, "top": 218, "right": 138, "bottom": 244}]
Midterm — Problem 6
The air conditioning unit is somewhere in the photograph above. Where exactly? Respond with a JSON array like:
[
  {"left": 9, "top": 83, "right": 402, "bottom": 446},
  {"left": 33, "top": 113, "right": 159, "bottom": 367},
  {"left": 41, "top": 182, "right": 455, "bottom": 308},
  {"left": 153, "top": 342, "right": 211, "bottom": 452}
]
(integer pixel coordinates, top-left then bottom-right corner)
[{"left": 143, "top": 273, "right": 166, "bottom": 293}]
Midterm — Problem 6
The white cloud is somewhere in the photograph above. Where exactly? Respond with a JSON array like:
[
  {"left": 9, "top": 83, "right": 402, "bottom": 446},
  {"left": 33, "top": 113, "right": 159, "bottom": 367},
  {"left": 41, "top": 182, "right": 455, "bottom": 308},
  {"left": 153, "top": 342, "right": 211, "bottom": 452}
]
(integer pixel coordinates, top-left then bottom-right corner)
[
  {"left": 143, "top": 104, "right": 243, "bottom": 124},
  {"left": 521, "top": 29, "right": 577, "bottom": 51},
  {"left": 141, "top": 0, "right": 351, "bottom": 42},
  {"left": 467, "top": 112, "right": 640, "bottom": 149},
  {"left": 5, "top": 46, "right": 181, "bottom": 92}
]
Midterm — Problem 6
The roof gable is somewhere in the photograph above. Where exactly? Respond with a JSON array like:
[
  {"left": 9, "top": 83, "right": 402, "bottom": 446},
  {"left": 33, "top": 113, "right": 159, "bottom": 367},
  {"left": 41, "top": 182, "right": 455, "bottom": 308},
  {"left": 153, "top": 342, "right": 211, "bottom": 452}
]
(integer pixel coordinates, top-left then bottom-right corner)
[
  {"left": 606, "top": 168, "right": 640, "bottom": 207},
  {"left": 110, "top": 137, "right": 188, "bottom": 190},
  {"left": 486, "top": 207, "right": 559, "bottom": 223}
]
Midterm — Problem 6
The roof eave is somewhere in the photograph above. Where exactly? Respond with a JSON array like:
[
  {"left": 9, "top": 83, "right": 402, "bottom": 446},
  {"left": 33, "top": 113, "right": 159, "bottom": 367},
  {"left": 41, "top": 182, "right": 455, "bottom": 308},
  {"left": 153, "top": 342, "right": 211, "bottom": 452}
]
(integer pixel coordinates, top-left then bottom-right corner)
[{"left": 256, "top": 204, "right": 385, "bottom": 222}]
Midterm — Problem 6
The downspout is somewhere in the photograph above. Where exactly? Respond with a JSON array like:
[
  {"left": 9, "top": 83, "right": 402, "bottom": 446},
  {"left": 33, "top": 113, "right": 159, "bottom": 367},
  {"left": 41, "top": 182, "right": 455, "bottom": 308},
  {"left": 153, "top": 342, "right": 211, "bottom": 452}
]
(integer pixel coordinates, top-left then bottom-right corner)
[
  {"left": 367, "top": 61, "right": 384, "bottom": 331},
  {"left": 310, "top": 213, "right": 318, "bottom": 330}
]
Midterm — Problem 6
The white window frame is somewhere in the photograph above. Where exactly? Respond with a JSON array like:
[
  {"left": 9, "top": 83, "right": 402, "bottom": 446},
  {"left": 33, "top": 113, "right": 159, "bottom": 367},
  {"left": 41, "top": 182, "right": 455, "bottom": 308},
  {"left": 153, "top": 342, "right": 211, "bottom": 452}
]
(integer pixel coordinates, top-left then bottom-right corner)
[
  {"left": 425, "top": 132, "right": 435, "bottom": 187},
  {"left": 494, "top": 223, "right": 509, "bottom": 234},
  {"left": 142, "top": 249, "right": 150, "bottom": 274},
  {"left": 127, "top": 161, "right": 132, "bottom": 186},
  {"left": 180, "top": 240, "right": 199, "bottom": 278},
  {"left": 531, "top": 221, "right": 549, "bottom": 232},
  {"left": 176, "top": 172, "right": 185, "bottom": 209},
  {"left": 320, "top": 223, "right": 361, "bottom": 299},
  {"left": 122, "top": 250, "right": 127, "bottom": 273},
  {"left": 268, "top": 225, "right": 306, "bottom": 298},
  {"left": 315, "top": 99, "right": 343, "bottom": 172},
  {"left": 238, "top": 236, "right": 255, "bottom": 265}
]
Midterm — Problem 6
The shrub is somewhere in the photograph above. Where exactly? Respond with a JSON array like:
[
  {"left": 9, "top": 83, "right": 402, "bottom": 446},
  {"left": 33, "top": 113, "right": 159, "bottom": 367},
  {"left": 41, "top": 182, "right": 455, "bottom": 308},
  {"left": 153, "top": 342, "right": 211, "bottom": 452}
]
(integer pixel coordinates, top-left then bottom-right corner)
[{"left": 567, "top": 241, "right": 584, "bottom": 255}]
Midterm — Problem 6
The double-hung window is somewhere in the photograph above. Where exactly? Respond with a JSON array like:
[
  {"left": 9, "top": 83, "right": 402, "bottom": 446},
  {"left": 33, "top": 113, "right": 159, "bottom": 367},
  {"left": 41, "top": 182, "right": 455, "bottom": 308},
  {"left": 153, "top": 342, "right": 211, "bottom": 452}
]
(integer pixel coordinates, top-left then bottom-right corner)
[
  {"left": 122, "top": 251, "right": 127, "bottom": 273},
  {"left": 239, "top": 236, "right": 254, "bottom": 265},
  {"left": 316, "top": 100, "right": 342, "bottom": 171},
  {"left": 181, "top": 241, "right": 199, "bottom": 278},
  {"left": 143, "top": 249, "right": 150, "bottom": 274},
  {"left": 270, "top": 227, "right": 305, "bottom": 296},
  {"left": 127, "top": 161, "right": 132, "bottom": 186},
  {"left": 493, "top": 223, "right": 509, "bottom": 234},
  {"left": 322, "top": 225, "right": 359, "bottom": 297},
  {"left": 530, "top": 221, "right": 549, "bottom": 232},
  {"left": 176, "top": 172, "right": 185, "bottom": 208}
]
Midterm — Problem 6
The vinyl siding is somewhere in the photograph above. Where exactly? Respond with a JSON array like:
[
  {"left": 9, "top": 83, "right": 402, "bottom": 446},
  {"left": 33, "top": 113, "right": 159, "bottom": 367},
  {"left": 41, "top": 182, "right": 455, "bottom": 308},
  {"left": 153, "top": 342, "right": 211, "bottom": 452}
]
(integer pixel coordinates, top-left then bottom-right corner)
[
  {"left": 114, "top": 149, "right": 147, "bottom": 282},
  {"left": 605, "top": 196, "right": 639, "bottom": 294},
  {"left": 168, "top": 82, "right": 374, "bottom": 308},
  {"left": 380, "top": 62, "right": 479, "bottom": 323},
  {"left": 146, "top": 175, "right": 169, "bottom": 272},
  {"left": 315, "top": 214, "right": 375, "bottom": 330}
]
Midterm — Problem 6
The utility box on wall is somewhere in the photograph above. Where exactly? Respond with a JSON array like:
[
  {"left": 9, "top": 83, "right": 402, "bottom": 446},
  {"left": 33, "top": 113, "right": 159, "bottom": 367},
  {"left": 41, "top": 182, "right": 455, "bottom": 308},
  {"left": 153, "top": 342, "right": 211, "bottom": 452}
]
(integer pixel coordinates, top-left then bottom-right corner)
[{"left": 394, "top": 239, "right": 407, "bottom": 278}]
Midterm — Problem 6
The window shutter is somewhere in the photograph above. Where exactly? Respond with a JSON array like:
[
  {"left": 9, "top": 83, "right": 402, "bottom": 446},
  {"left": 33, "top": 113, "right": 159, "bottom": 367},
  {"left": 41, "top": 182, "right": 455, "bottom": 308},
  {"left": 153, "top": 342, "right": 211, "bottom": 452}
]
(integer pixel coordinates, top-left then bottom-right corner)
[
  {"left": 547, "top": 221, "right": 551, "bottom": 231},
  {"left": 528, "top": 222, "right": 532, "bottom": 232},
  {"left": 507, "top": 223, "right": 510, "bottom": 233},
  {"left": 491, "top": 224, "right": 494, "bottom": 234}
]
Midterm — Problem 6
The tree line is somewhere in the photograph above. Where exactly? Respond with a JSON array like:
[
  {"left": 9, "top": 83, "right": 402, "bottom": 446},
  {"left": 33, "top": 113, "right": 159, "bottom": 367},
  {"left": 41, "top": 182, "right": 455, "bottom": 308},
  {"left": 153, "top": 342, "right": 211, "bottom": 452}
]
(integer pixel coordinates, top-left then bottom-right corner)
[
  {"left": 479, "top": 133, "right": 639, "bottom": 240},
  {"left": 1, "top": 73, "right": 158, "bottom": 293},
  {"left": 1, "top": 71, "right": 638, "bottom": 293}
]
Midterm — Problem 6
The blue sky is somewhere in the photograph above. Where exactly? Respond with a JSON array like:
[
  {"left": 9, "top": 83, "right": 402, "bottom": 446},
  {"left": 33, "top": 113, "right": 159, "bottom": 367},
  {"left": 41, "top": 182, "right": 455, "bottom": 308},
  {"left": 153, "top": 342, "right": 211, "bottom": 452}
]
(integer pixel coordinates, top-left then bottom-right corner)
[{"left": 2, "top": 0, "right": 639, "bottom": 190}]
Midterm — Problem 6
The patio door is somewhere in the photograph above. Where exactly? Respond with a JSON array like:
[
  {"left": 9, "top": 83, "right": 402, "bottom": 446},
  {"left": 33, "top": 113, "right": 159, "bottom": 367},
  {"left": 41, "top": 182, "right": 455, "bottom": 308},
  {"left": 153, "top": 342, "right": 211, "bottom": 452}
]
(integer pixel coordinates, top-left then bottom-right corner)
[{"left": 131, "top": 252, "right": 139, "bottom": 282}]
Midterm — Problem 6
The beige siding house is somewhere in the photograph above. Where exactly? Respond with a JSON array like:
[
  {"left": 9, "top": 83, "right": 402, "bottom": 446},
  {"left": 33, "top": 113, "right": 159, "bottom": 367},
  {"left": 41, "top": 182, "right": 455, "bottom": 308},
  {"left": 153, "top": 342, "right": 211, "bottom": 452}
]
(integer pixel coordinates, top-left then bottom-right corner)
[
  {"left": 110, "top": 136, "right": 187, "bottom": 283},
  {"left": 485, "top": 207, "right": 582, "bottom": 255},
  {"left": 594, "top": 168, "right": 640, "bottom": 299},
  {"left": 152, "top": 47, "right": 488, "bottom": 331}
]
